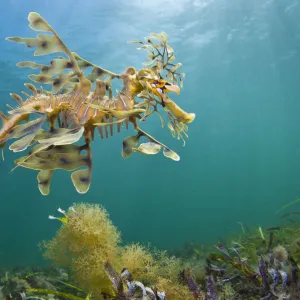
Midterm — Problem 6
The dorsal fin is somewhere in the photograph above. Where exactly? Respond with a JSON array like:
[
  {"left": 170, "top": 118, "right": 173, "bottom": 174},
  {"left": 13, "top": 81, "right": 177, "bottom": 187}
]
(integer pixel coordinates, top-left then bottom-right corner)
[{"left": 10, "top": 93, "right": 23, "bottom": 105}]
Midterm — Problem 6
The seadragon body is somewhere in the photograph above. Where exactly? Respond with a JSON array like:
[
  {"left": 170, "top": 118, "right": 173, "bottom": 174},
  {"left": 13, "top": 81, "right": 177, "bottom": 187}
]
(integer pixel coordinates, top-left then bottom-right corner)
[{"left": 0, "top": 12, "right": 195, "bottom": 195}]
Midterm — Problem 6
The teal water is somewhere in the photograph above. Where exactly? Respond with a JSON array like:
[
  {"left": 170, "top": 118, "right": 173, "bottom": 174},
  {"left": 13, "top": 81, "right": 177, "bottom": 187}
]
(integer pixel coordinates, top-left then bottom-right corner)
[{"left": 0, "top": 0, "right": 300, "bottom": 267}]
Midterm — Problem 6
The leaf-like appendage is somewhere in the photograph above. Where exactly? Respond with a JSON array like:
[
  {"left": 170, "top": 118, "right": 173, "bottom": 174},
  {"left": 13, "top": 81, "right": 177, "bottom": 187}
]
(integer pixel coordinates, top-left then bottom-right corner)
[
  {"left": 60, "top": 87, "right": 75, "bottom": 94},
  {"left": 168, "top": 122, "right": 176, "bottom": 137},
  {"left": 36, "top": 126, "right": 84, "bottom": 146},
  {"left": 86, "top": 67, "right": 109, "bottom": 82},
  {"left": 71, "top": 168, "right": 91, "bottom": 194},
  {"left": 28, "top": 12, "right": 52, "bottom": 32},
  {"left": 129, "top": 31, "right": 184, "bottom": 86},
  {"left": 149, "top": 32, "right": 168, "bottom": 43},
  {"left": 170, "top": 63, "right": 182, "bottom": 72},
  {"left": 74, "top": 52, "right": 118, "bottom": 86},
  {"left": 9, "top": 133, "right": 36, "bottom": 153},
  {"left": 6, "top": 37, "right": 38, "bottom": 48},
  {"left": 136, "top": 128, "right": 180, "bottom": 162},
  {"left": 17, "top": 61, "right": 44, "bottom": 69},
  {"left": 21, "top": 58, "right": 73, "bottom": 76},
  {"left": 7, "top": 115, "right": 45, "bottom": 153},
  {"left": 54, "top": 153, "right": 87, "bottom": 170},
  {"left": 14, "top": 153, "right": 50, "bottom": 171},
  {"left": 51, "top": 73, "right": 72, "bottom": 94},
  {"left": 50, "top": 58, "right": 72, "bottom": 73},
  {"left": 127, "top": 40, "right": 143, "bottom": 44},
  {"left": 76, "top": 61, "right": 93, "bottom": 70},
  {"left": 15, "top": 150, "right": 87, "bottom": 171},
  {"left": 13, "top": 141, "right": 92, "bottom": 195},
  {"left": 28, "top": 73, "right": 73, "bottom": 93},
  {"left": 37, "top": 170, "right": 53, "bottom": 195},
  {"left": 122, "top": 135, "right": 141, "bottom": 158},
  {"left": 134, "top": 142, "right": 161, "bottom": 155},
  {"left": 163, "top": 148, "right": 180, "bottom": 161},
  {"left": 3, "top": 116, "right": 46, "bottom": 142},
  {"left": 33, "top": 144, "right": 81, "bottom": 158},
  {"left": 7, "top": 13, "right": 118, "bottom": 95},
  {"left": 34, "top": 34, "right": 64, "bottom": 56},
  {"left": 7, "top": 13, "right": 87, "bottom": 95},
  {"left": 29, "top": 74, "right": 53, "bottom": 84}
]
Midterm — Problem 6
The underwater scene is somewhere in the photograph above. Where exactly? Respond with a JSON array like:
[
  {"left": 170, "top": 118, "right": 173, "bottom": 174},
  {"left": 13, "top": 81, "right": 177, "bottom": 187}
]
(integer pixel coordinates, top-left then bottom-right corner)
[{"left": 1, "top": 0, "right": 300, "bottom": 299}]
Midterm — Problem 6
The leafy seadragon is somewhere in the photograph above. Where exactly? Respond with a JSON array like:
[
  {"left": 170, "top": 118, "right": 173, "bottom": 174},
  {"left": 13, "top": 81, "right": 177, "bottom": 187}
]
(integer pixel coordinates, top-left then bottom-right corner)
[{"left": 0, "top": 12, "right": 195, "bottom": 195}]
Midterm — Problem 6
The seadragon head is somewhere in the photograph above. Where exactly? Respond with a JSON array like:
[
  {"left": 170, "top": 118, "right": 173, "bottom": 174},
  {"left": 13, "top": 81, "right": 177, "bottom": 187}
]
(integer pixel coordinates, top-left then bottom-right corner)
[{"left": 121, "top": 33, "right": 196, "bottom": 145}]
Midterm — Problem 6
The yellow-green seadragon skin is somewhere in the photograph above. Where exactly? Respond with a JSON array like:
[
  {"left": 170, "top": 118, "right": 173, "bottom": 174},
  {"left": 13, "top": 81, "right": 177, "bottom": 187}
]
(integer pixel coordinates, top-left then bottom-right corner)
[{"left": 0, "top": 12, "right": 195, "bottom": 195}]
